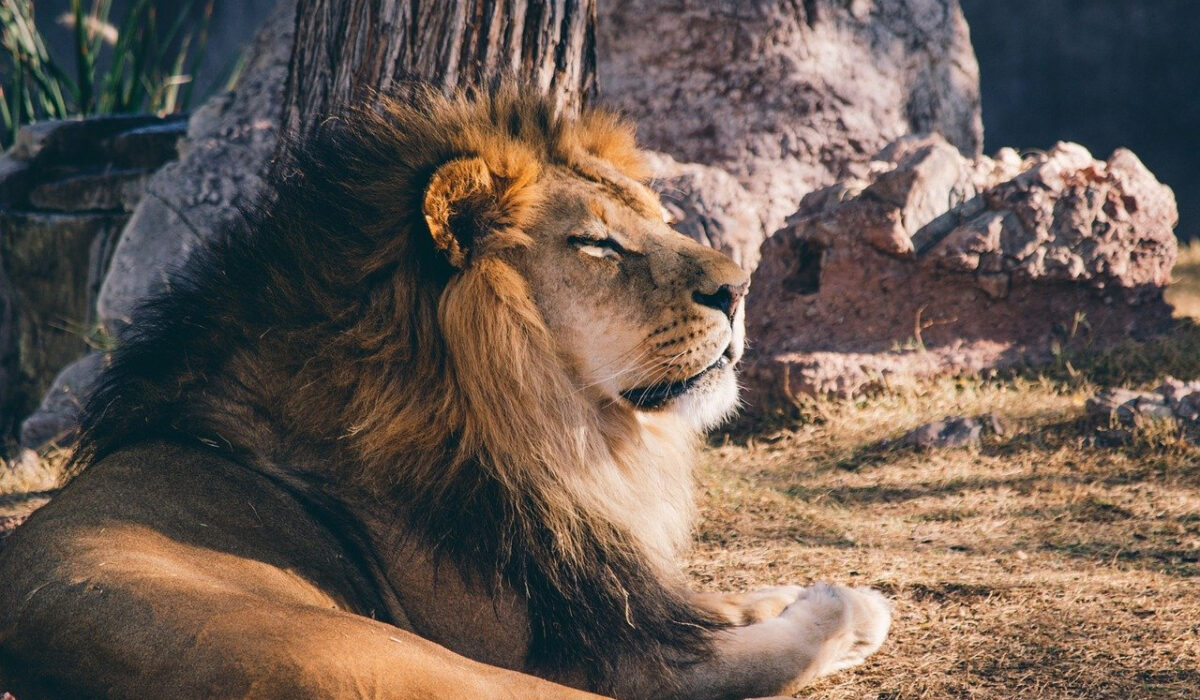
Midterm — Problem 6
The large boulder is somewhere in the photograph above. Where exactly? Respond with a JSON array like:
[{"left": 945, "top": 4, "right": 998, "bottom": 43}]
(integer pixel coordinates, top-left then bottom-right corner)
[
  {"left": 643, "top": 152, "right": 763, "bottom": 269},
  {"left": 598, "top": 0, "right": 983, "bottom": 238},
  {"left": 743, "top": 136, "right": 1178, "bottom": 404}
]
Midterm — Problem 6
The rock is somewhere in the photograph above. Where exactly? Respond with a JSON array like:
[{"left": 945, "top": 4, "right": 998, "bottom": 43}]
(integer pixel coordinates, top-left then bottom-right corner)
[
  {"left": 18, "top": 352, "right": 104, "bottom": 450},
  {"left": 963, "top": 2, "right": 1200, "bottom": 242},
  {"left": 102, "top": 121, "right": 188, "bottom": 169},
  {"left": 0, "top": 257, "right": 17, "bottom": 438},
  {"left": 0, "top": 155, "right": 33, "bottom": 203},
  {"left": 96, "top": 0, "right": 296, "bottom": 327},
  {"left": 744, "top": 136, "right": 1178, "bottom": 404},
  {"left": 1085, "top": 379, "right": 1200, "bottom": 446},
  {"left": 898, "top": 414, "right": 1001, "bottom": 450},
  {"left": 28, "top": 169, "right": 155, "bottom": 212},
  {"left": 11, "top": 114, "right": 186, "bottom": 166},
  {"left": 599, "top": 0, "right": 982, "bottom": 238},
  {"left": 1088, "top": 379, "right": 1200, "bottom": 426},
  {"left": 0, "top": 110, "right": 188, "bottom": 444},
  {"left": 1158, "top": 377, "right": 1200, "bottom": 423},
  {"left": 643, "top": 152, "right": 765, "bottom": 269},
  {"left": 1086, "top": 388, "right": 1175, "bottom": 425}
]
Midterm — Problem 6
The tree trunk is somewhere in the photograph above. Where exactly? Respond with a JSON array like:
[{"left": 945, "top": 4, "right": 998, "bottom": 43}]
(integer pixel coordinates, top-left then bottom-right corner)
[{"left": 281, "top": 0, "right": 597, "bottom": 142}]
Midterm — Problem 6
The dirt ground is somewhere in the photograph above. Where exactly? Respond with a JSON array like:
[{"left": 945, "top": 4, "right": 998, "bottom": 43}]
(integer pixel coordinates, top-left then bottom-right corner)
[{"left": 4, "top": 243, "right": 1200, "bottom": 698}]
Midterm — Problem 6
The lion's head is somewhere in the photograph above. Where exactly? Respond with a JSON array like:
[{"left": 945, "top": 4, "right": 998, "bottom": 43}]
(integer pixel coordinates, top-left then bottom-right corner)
[
  {"left": 75, "top": 86, "right": 749, "bottom": 678},
  {"left": 419, "top": 112, "right": 750, "bottom": 432}
]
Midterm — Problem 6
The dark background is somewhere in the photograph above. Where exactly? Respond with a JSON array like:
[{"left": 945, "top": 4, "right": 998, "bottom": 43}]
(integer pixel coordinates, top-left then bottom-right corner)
[
  {"left": 30, "top": 0, "right": 275, "bottom": 104},
  {"left": 28, "top": 0, "right": 1200, "bottom": 240},
  {"left": 962, "top": 0, "right": 1200, "bottom": 241}
]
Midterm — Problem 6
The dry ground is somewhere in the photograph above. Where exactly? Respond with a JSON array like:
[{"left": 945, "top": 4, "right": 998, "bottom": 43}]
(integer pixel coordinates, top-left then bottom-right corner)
[{"left": 4, "top": 244, "right": 1200, "bottom": 698}]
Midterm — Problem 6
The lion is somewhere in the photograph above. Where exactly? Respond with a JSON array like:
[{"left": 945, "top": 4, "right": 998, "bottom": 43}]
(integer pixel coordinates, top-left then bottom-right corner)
[{"left": 0, "top": 87, "right": 890, "bottom": 699}]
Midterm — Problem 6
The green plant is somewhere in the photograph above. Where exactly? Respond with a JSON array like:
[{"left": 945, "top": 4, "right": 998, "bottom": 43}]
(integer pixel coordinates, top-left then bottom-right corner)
[{"left": 0, "top": 0, "right": 213, "bottom": 148}]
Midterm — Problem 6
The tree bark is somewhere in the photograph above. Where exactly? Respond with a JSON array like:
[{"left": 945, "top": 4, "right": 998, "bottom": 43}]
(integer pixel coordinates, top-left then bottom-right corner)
[{"left": 281, "top": 0, "right": 597, "bottom": 142}]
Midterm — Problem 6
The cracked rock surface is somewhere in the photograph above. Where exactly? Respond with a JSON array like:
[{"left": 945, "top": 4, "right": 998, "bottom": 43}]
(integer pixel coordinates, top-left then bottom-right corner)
[
  {"left": 96, "top": 0, "right": 295, "bottom": 328},
  {"left": 599, "top": 0, "right": 982, "bottom": 237},
  {"left": 743, "top": 135, "right": 1178, "bottom": 405}
]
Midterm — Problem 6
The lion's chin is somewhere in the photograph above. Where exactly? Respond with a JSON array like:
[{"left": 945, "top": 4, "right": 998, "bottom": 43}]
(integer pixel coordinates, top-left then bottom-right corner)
[
  {"left": 622, "top": 361, "right": 740, "bottom": 431},
  {"left": 668, "top": 366, "right": 740, "bottom": 431}
]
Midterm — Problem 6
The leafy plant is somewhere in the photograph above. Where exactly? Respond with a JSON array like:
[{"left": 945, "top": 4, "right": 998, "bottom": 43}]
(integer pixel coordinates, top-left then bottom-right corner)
[{"left": 0, "top": 0, "right": 213, "bottom": 148}]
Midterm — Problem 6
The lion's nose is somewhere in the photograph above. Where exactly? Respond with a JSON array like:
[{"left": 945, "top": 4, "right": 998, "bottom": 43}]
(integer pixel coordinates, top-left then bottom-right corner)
[{"left": 693, "top": 281, "right": 748, "bottom": 320}]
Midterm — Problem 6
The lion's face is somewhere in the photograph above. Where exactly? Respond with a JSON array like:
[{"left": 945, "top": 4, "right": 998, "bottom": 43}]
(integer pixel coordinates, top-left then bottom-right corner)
[{"left": 513, "top": 168, "right": 750, "bottom": 430}]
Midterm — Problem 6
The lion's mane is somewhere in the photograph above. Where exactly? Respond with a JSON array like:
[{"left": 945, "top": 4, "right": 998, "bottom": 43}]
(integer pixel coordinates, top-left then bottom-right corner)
[{"left": 72, "top": 87, "right": 723, "bottom": 686}]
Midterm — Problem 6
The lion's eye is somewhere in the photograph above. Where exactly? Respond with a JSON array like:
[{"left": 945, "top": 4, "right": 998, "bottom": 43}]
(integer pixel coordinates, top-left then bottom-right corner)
[{"left": 569, "top": 235, "right": 623, "bottom": 261}]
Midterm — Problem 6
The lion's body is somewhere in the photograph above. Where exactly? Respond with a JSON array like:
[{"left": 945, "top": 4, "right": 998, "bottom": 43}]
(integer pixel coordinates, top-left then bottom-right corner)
[{"left": 0, "top": 88, "right": 889, "bottom": 699}]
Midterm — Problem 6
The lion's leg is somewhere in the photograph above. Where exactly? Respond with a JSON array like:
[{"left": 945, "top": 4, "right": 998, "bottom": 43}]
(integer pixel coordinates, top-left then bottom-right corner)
[
  {"left": 3, "top": 578, "right": 607, "bottom": 700},
  {"left": 662, "top": 584, "right": 891, "bottom": 700}
]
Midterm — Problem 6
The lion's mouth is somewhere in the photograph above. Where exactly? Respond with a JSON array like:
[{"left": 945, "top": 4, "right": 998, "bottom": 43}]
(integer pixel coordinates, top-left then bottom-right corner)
[{"left": 620, "top": 351, "right": 732, "bottom": 410}]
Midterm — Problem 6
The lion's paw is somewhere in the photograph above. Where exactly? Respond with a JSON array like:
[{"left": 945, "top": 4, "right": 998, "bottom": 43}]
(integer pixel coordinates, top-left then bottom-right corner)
[
  {"left": 825, "top": 585, "right": 891, "bottom": 672},
  {"left": 781, "top": 583, "right": 892, "bottom": 679}
]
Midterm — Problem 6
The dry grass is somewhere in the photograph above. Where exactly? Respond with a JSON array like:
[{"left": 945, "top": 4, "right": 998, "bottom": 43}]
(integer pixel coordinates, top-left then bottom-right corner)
[
  {"left": 1166, "top": 240, "right": 1200, "bottom": 320},
  {"left": 696, "top": 380, "right": 1199, "bottom": 698},
  {"left": 691, "top": 257, "right": 1200, "bottom": 698},
  {"left": 4, "top": 252, "right": 1200, "bottom": 698},
  {"left": 0, "top": 449, "right": 64, "bottom": 546}
]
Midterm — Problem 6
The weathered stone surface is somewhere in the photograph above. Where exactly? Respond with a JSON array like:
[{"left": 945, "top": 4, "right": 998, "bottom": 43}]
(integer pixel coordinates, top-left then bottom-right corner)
[
  {"left": 11, "top": 114, "right": 186, "bottom": 167},
  {"left": 599, "top": 0, "right": 983, "bottom": 237},
  {"left": 897, "top": 414, "right": 1003, "bottom": 450},
  {"left": 0, "top": 156, "right": 33, "bottom": 204},
  {"left": 964, "top": 1, "right": 1200, "bottom": 243},
  {"left": 13, "top": 1, "right": 296, "bottom": 451},
  {"left": 96, "top": 0, "right": 295, "bottom": 327},
  {"left": 644, "top": 151, "right": 765, "bottom": 269},
  {"left": 0, "top": 255, "right": 17, "bottom": 438},
  {"left": 744, "top": 136, "right": 1177, "bottom": 403},
  {"left": 102, "top": 121, "right": 187, "bottom": 170},
  {"left": 0, "top": 112, "right": 184, "bottom": 444},
  {"left": 18, "top": 352, "right": 103, "bottom": 450},
  {"left": 0, "top": 211, "right": 125, "bottom": 423},
  {"left": 28, "top": 169, "right": 155, "bottom": 212}
]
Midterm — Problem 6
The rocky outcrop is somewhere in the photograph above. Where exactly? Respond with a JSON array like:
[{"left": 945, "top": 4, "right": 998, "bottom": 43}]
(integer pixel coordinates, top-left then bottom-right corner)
[
  {"left": 598, "top": 0, "right": 983, "bottom": 238},
  {"left": 964, "top": 1, "right": 1200, "bottom": 243},
  {"left": 743, "top": 136, "right": 1178, "bottom": 404},
  {"left": 96, "top": 0, "right": 296, "bottom": 327},
  {"left": 0, "top": 115, "right": 186, "bottom": 442}
]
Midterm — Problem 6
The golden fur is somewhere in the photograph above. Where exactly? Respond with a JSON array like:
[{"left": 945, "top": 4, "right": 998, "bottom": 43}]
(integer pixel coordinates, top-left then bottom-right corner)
[{"left": 0, "top": 87, "right": 891, "bottom": 699}]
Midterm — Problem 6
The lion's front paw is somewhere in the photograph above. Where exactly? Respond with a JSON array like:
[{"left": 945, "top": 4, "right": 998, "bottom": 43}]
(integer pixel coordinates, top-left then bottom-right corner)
[
  {"left": 674, "top": 583, "right": 891, "bottom": 699},
  {"left": 780, "top": 583, "right": 892, "bottom": 683}
]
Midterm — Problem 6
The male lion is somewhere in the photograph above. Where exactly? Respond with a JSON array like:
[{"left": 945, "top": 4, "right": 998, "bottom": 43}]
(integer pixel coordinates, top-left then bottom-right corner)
[{"left": 0, "top": 88, "right": 890, "bottom": 699}]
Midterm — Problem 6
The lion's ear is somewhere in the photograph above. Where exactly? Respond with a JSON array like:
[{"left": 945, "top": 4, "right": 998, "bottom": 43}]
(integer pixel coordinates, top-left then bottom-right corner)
[{"left": 423, "top": 157, "right": 495, "bottom": 268}]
